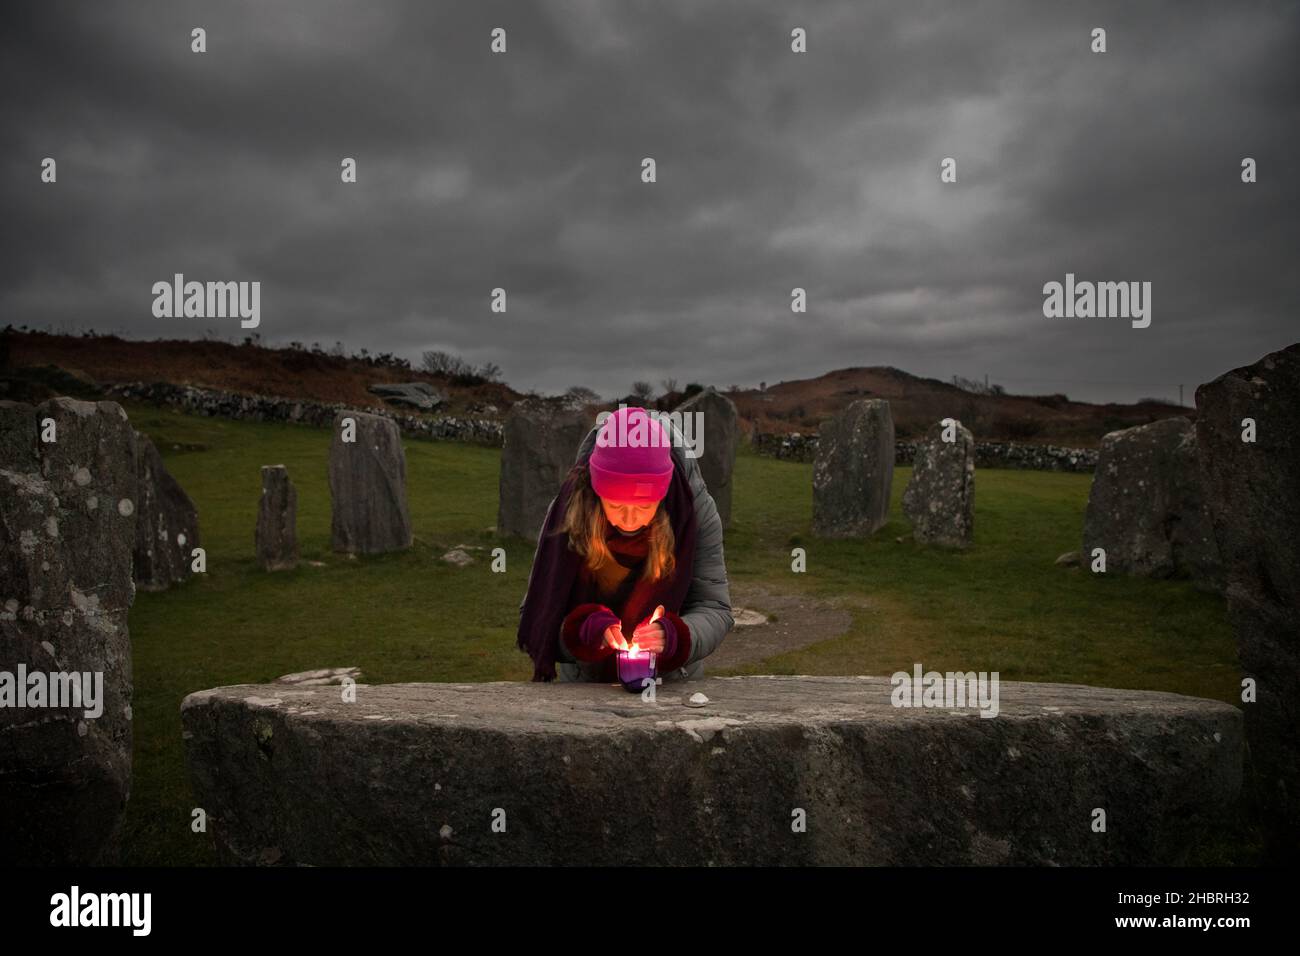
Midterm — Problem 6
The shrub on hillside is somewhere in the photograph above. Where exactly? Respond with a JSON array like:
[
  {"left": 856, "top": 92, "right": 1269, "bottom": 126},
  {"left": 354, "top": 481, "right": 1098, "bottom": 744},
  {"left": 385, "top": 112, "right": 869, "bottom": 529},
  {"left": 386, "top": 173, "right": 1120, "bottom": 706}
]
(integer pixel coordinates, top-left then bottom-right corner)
[
  {"left": 422, "top": 350, "right": 501, "bottom": 385},
  {"left": 996, "top": 416, "right": 1045, "bottom": 440}
]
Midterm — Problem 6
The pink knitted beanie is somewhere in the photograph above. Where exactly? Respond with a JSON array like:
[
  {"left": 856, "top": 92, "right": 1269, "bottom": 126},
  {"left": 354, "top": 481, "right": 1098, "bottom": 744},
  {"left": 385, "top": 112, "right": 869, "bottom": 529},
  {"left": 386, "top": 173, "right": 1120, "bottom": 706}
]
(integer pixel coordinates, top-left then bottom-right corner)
[{"left": 588, "top": 407, "right": 674, "bottom": 503}]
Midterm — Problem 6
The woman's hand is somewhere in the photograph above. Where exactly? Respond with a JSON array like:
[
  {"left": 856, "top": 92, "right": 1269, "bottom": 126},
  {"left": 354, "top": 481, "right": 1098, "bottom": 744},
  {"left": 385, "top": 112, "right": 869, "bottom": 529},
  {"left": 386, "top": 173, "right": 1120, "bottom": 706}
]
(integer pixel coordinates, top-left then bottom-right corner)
[
  {"left": 603, "top": 623, "right": 630, "bottom": 651},
  {"left": 630, "top": 621, "right": 666, "bottom": 653}
]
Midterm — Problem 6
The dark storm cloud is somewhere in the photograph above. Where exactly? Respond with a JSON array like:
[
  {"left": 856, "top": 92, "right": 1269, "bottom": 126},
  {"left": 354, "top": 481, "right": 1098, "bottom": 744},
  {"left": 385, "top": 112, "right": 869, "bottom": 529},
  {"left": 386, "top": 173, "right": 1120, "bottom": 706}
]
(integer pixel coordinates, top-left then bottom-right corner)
[{"left": 2, "top": 0, "right": 1296, "bottom": 402}]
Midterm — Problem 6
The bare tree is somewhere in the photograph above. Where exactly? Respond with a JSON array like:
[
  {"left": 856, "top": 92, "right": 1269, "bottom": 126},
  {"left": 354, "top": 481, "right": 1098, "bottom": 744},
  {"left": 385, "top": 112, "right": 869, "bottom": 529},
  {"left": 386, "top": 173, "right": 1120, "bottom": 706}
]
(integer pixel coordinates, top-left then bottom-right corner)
[
  {"left": 631, "top": 381, "right": 654, "bottom": 402},
  {"left": 422, "top": 350, "right": 502, "bottom": 383},
  {"left": 422, "top": 350, "right": 471, "bottom": 377},
  {"left": 659, "top": 377, "right": 678, "bottom": 396},
  {"left": 951, "top": 374, "right": 1004, "bottom": 396}
]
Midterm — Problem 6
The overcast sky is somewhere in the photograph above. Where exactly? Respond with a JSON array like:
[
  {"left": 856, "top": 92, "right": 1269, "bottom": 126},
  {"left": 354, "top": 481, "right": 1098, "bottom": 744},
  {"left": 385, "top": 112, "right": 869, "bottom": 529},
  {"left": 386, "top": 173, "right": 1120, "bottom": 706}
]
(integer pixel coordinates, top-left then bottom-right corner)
[{"left": 3, "top": 0, "right": 1297, "bottom": 404}]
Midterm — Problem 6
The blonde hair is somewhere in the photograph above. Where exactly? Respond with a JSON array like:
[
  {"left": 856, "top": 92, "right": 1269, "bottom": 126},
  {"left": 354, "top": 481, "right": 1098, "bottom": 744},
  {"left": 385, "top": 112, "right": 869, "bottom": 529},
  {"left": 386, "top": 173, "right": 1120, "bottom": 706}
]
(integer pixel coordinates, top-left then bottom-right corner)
[{"left": 559, "top": 466, "right": 675, "bottom": 581}]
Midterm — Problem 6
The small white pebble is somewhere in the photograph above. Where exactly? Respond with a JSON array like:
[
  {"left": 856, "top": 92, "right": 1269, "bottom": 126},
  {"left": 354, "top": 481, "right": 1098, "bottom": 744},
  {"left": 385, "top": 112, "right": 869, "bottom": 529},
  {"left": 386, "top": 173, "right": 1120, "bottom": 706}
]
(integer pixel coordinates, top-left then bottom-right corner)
[
  {"left": 118, "top": 499, "right": 134, "bottom": 517},
  {"left": 685, "top": 692, "right": 710, "bottom": 708}
]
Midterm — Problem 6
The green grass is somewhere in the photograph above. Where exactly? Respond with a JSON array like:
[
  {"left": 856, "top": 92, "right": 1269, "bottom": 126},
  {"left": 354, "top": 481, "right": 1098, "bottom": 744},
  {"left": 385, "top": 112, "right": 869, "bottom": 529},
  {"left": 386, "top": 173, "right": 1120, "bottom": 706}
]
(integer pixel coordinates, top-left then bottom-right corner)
[
  {"left": 723, "top": 456, "right": 1238, "bottom": 702},
  {"left": 120, "top": 403, "right": 1243, "bottom": 865}
]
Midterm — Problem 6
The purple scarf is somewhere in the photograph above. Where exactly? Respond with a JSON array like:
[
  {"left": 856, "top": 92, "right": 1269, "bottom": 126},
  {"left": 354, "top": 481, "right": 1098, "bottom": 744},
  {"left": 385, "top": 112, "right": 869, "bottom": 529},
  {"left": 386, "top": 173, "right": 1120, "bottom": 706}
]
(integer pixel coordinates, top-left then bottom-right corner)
[{"left": 517, "top": 461, "right": 698, "bottom": 681}]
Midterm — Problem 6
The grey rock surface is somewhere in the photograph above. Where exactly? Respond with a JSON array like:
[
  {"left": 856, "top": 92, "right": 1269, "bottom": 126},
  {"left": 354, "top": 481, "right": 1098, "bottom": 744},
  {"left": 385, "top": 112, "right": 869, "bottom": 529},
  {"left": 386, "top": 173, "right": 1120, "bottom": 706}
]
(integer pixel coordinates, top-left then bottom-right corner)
[
  {"left": 328, "top": 411, "right": 412, "bottom": 554},
  {"left": 131, "top": 430, "right": 200, "bottom": 590},
  {"left": 673, "top": 387, "right": 738, "bottom": 528},
  {"left": 902, "top": 419, "right": 975, "bottom": 547},
  {"left": 256, "top": 465, "right": 298, "bottom": 571},
  {"left": 440, "top": 548, "right": 474, "bottom": 567},
  {"left": 275, "top": 667, "right": 361, "bottom": 686},
  {"left": 1196, "top": 343, "right": 1300, "bottom": 855},
  {"left": 181, "top": 675, "right": 1240, "bottom": 866},
  {"left": 812, "top": 399, "right": 894, "bottom": 537},
  {"left": 1082, "top": 417, "right": 1222, "bottom": 587},
  {"left": 497, "top": 398, "right": 592, "bottom": 539},
  {"left": 367, "top": 382, "right": 446, "bottom": 411},
  {"left": 0, "top": 397, "right": 136, "bottom": 864}
]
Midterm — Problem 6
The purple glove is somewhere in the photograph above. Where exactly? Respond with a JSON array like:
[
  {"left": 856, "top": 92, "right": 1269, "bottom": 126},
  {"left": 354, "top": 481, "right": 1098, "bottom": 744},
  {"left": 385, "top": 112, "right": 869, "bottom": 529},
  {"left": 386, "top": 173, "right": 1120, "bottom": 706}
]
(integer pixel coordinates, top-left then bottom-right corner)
[
  {"left": 578, "top": 606, "right": 621, "bottom": 650},
  {"left": 657, "top": 615, "right": 679, "bottom": 661}
]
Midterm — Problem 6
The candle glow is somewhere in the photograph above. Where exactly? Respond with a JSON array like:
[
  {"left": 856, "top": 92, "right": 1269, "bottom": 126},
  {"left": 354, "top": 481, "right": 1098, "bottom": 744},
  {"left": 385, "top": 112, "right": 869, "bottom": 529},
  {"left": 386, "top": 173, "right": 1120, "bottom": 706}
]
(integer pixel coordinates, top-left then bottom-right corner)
[{"left": 615, "top": 605, "right": 664, "bottom": 691}]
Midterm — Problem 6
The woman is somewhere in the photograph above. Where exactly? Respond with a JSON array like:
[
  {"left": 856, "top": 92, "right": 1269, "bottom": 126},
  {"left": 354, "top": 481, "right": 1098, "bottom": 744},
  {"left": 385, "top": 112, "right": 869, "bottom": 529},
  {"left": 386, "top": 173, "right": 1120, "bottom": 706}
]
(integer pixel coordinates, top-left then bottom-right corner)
[{"left": 517, "top": 406, "right": 733, "bottom": 683}]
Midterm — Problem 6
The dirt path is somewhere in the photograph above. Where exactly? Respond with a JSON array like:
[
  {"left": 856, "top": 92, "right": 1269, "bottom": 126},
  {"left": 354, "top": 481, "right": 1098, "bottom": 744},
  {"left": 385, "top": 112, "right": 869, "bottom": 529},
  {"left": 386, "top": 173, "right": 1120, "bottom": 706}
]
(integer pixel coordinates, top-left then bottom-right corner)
[{"left": 707, "top": 581, "right": 855, "bottom": 671}]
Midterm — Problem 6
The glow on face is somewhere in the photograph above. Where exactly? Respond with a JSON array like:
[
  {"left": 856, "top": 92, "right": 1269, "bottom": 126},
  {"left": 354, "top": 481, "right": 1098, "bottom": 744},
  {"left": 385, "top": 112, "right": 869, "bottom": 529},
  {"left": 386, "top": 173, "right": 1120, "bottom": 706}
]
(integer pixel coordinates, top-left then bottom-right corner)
[{"left": 601, "top": 497, "right": 658, "bottom": 532}]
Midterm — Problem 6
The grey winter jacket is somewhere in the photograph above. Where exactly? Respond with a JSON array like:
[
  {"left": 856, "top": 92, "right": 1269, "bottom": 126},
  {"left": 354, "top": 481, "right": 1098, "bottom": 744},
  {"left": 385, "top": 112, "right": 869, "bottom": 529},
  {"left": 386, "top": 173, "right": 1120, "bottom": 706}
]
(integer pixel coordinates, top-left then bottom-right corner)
[{"left": 548, "top": 422, "right": 734, "bottom": 682}]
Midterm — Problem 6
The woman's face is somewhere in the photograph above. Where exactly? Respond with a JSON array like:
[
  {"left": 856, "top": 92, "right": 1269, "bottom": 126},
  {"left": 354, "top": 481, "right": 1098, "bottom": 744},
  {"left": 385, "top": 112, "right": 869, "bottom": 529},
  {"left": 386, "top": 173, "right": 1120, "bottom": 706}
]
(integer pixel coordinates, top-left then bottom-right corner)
[{"left": 600, "top": 497, "right": 659, "bottom": 533}]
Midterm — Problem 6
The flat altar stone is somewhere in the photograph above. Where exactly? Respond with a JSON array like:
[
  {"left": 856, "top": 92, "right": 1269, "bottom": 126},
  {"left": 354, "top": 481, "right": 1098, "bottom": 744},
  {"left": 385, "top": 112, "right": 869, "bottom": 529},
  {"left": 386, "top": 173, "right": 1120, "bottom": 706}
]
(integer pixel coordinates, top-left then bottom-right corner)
[{"left": 181, "top": 675, "right": 1241, "bottom": 867}]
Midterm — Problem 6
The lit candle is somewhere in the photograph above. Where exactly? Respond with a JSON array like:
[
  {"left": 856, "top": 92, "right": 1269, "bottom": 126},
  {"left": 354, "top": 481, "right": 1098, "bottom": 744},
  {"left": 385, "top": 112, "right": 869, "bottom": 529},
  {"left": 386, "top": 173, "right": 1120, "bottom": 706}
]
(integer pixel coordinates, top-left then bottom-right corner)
[
  {"left": 616, "top": 648, "right": 657, "bottom": 693},
  {"left": 616, "top": 605, "right": 664, "bottom": 693}
]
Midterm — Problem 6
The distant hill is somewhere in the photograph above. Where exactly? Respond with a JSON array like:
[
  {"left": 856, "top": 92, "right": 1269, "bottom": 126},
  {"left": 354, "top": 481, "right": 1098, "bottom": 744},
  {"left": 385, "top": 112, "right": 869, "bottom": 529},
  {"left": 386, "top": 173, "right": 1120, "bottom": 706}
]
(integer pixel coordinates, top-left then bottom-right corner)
[
  {"left": 1, "top": 329, "right": 520, "bottom": 418},
  {"left": 2, "top": 330, "right": 1189, "bottom": 448},
  {"left": 724, "top": 366, "right": 1188, "bottom": 448}
]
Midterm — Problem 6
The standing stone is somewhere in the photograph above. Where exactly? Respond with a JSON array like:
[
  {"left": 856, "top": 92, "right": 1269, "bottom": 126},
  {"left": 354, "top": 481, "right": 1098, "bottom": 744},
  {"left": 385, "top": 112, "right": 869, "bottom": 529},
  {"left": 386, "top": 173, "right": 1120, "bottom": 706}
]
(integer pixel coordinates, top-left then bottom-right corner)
[
  {"left": 497, "top": 398, "right": 591, "bottom": 540},
  {"left": 812, "top": 399, "right": 894, "bottom": 537},
  {"left": 328, "top": 411, "right": 412, "bottom": 554},
  {"left": 1195, "top": 343, "right": 1300, "bottom": 856},
  {"left": 902, "top": 418, "right": 974, "bottom": 548},
  {"left": 1081, "top": 417, "right": 1221, "bottom": 586},
  {"left": 131, "top": 430, "right": 201, "bottom": 591},
  {"left": 256, "top": 465, "right": 298, "bottom": 571},
  {"left": 674, "top": 387, "right": 738, "bottom": 528},
  {"left": 0, "top": 398, "right": 136, "bottom": 865}
]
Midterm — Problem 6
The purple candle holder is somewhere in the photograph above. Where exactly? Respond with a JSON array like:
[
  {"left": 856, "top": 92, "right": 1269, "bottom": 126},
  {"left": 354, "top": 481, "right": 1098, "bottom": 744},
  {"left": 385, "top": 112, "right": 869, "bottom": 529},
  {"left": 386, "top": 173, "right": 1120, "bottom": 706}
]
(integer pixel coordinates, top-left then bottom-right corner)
[{"left": 616, "top": 649, "right": 657, "bottom": 693}]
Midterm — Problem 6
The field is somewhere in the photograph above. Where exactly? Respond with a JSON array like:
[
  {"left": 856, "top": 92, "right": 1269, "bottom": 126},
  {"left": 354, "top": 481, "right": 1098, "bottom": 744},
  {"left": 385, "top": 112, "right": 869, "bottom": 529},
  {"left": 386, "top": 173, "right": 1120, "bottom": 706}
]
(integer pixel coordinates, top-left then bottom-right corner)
[{"left": 119, "top": 403, "right": 1244, "bottom": 865}]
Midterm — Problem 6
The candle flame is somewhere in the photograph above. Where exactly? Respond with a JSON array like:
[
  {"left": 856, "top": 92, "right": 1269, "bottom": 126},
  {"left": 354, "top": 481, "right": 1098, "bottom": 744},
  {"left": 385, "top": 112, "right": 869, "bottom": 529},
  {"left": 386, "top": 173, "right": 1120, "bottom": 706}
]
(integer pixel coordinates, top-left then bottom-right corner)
[{"left": 622, "top": 607, "right": 664, "bottom": 658}]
